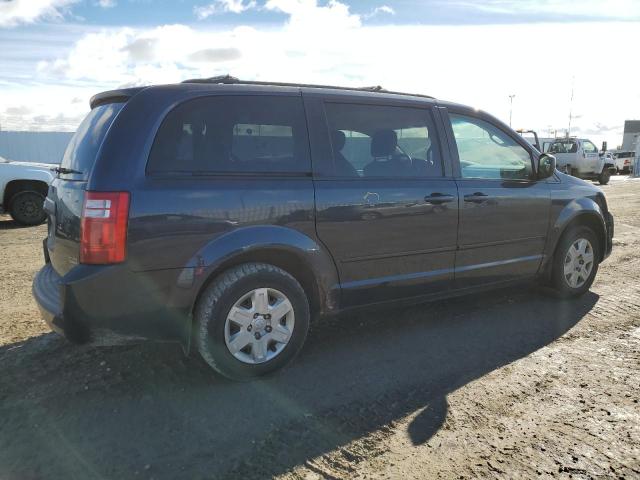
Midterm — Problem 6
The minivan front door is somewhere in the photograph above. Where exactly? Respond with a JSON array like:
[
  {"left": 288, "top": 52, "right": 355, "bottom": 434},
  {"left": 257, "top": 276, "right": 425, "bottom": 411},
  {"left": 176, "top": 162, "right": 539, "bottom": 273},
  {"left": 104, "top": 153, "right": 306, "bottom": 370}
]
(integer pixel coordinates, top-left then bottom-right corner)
[
  {"left": 307, "top": 98, "right": 459, "bottom": 307},
  {"left": 445, "top": 111, "right": 551, "bottom": 288}
]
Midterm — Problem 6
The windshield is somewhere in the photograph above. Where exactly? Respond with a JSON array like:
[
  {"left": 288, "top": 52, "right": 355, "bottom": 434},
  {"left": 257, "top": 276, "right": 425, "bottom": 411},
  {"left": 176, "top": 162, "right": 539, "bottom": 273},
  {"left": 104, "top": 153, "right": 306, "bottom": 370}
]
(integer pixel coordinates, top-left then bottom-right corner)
[{"left": 61, "top": 102, "right": 124, "bottom": 179}]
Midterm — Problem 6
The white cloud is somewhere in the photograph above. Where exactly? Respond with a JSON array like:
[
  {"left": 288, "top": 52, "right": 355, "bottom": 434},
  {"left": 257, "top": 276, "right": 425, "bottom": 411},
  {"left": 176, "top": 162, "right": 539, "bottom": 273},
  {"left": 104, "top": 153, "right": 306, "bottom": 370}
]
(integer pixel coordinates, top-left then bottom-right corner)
[
  {"left": 3, "top": 2, "right": 640, "bottom": 147},
  {"left": 364, "top": 5, "right": 395, "bottom": 18},
  {"left": 96, "top": 0, "right": 116, "bottom": 8},
  {"left": 194, "top": 0, "right": 257, "bottom": 19},
  {"left": 0, "top": 0, "right": 78, "bottom": 27},
  {"left": 265, "top": 0, "right": 361, "bottom": 30}
]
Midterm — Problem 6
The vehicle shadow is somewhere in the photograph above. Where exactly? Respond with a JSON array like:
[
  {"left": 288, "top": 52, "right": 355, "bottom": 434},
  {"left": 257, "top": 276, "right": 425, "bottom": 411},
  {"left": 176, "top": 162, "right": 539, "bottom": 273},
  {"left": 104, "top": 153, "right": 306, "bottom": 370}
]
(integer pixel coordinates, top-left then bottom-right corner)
[
  {"left": 0, "top": 216, "right": 27, "bottom": 230},
  {"left": 0, "top": 287, "right": 598, "bottom": 480}
]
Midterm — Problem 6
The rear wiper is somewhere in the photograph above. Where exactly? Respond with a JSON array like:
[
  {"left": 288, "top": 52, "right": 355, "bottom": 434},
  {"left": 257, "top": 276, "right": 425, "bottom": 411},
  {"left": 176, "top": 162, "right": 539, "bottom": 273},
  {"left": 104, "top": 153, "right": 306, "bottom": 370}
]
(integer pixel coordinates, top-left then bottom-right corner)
[{"left": 52, "top": 166, "right": 83, "bottom": 175}]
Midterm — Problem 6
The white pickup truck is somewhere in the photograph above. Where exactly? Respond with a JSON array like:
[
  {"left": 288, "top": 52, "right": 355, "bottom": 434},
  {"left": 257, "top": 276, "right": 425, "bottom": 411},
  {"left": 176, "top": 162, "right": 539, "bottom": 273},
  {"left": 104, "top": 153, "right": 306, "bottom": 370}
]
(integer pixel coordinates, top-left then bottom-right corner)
[
  {"left": 0, "top": 156, "right": 57, "bottom": 225},
  {"left": 547, "top": 138, "right": 616, "bottom": 185},
  {"left": 613, "top": 151, "right": 634, "bottom": 174}
]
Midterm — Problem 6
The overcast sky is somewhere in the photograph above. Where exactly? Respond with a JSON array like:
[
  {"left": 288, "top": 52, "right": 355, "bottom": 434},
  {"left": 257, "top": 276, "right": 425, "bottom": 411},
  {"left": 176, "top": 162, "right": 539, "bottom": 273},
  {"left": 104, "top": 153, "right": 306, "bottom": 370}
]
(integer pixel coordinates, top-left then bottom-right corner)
[{"left": 1, "top": 0, "right": 639, "bottom": 148}]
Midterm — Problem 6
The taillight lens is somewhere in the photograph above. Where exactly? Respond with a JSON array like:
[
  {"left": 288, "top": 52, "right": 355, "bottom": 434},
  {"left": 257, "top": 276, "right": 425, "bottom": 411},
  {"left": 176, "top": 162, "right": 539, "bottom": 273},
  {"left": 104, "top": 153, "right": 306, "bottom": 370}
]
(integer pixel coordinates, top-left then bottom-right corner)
[{"left": 80, "top": 191, "right": 130, "bottom": 264}]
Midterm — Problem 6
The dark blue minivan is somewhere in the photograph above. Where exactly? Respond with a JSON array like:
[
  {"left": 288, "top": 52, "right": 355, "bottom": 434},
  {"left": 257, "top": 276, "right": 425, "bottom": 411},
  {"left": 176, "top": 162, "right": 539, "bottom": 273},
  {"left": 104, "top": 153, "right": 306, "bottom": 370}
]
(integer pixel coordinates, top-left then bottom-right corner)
[{"left": 33, "top": 76, "right": 614, "bottom": 380}]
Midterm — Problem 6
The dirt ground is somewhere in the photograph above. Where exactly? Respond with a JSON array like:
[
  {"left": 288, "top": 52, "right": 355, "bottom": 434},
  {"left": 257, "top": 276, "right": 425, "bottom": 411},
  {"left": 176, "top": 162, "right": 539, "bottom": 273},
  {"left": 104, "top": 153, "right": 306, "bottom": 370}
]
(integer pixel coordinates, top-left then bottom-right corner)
[{"left": 1, "top": 177, "right": 639, "bottom": 480}]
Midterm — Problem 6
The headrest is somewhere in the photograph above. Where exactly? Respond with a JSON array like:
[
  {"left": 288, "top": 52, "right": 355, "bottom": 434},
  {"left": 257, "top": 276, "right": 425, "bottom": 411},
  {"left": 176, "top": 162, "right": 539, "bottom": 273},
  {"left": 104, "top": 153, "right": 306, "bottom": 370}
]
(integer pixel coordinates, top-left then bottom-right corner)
[
  {"left": 330, "top": 130, "right": 346, "bottom": 151},
  {"left": 371, "top": 129, "right": 397, "bottom": 157}
]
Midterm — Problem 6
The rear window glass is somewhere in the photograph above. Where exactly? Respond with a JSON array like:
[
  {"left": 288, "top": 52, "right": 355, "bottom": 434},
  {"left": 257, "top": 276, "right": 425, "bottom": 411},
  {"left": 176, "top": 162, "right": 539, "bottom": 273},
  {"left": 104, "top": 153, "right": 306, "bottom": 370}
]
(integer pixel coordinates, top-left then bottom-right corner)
[
  {"left": 61, "top": 102, "right": 124, "bottom": 179},
  {"left": 549, "top": 141, "right": 578, "bottom": 154},
  {"left": 147, "top": 96, "right": 310, "bottom": 174}
]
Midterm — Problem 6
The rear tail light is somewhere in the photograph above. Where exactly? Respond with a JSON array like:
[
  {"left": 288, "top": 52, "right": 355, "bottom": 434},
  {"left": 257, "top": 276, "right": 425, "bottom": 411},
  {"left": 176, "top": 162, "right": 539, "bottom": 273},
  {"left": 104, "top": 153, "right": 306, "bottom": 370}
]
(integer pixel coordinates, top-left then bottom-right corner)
[{"left": 80, "top": 191, "right": 130, "bottom": 264}]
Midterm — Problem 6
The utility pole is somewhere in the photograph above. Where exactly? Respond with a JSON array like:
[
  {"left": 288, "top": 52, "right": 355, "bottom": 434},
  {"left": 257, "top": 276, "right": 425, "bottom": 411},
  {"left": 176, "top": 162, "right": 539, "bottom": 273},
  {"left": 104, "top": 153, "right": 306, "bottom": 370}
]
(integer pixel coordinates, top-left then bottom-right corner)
[
  {"left": 508, "top": 94, "right": 515, "bottom": 127},
  {"left": 568, "top": 76, "right": 575, "bottom": 137}
]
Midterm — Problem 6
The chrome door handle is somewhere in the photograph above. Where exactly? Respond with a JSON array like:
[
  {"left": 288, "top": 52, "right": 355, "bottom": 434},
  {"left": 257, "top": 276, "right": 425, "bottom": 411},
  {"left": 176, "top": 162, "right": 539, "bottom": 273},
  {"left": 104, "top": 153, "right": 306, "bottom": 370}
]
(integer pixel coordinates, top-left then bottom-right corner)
[
  {"left": 424, "top": 193, "right": 455, "bottom": 205},
  {"left": 464, "top": 192, "right": 489, "bottom": 204}
]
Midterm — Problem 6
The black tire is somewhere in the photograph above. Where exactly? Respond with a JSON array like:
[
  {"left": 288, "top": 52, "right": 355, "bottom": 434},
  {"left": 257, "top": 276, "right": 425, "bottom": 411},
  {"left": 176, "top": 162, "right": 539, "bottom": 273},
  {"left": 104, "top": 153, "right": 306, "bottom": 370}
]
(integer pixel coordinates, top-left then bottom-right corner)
[
  {"left": 550, "top": 226, "right": 599, "bottom": 298},
  {"left": 9, "top": 191, "right": 46, "bottom": 226},
  {"left": 195, "top": 263, "right": 310, "bottom": 381},
  {"left": 598, "top": 169, "right": 611, "bottom": 185}
]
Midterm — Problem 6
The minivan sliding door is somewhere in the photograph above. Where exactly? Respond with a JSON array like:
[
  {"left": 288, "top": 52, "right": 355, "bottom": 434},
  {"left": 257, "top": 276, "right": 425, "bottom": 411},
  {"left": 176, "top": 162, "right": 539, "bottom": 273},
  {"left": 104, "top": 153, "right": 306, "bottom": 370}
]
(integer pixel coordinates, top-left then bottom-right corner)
[{"left": 306, "top": 96, "right": 459, "bottom": 307}]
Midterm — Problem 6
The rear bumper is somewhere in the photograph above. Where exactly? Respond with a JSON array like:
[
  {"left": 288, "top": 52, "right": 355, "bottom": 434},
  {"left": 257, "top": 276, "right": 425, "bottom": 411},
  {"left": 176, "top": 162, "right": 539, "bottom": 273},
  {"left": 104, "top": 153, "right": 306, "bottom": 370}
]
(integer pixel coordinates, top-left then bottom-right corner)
[
  {"left": 32, "top": 264, "right": 60, "bottom": 330},
  {"left": 32, "top": 262, "right": 193, "bottom": 347},
  {"left": 32, "top": 263, "right": 88, "bottom": 342}
]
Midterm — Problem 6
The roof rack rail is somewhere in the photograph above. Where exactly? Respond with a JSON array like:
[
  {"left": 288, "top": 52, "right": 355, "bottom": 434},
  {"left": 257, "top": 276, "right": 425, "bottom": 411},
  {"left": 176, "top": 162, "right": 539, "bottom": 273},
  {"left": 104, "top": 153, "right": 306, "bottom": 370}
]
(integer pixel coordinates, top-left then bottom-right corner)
[{"left": 181, "top": 75, "right": 434, "bottom": 99}]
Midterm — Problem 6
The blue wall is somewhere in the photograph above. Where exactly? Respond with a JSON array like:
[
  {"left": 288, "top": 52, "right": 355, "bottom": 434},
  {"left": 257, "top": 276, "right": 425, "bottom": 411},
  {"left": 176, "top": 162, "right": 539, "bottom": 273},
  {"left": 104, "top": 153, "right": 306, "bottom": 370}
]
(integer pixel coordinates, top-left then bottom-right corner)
[{"left": 0, "top": 131, "right": 74, "bottom": 164}]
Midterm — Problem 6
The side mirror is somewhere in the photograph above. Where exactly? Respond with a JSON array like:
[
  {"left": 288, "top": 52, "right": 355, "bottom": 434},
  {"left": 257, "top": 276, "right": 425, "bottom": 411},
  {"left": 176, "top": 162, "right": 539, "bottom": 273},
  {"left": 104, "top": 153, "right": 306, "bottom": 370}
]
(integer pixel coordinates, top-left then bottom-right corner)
[{"left": 537, "top": 153, "right": 556, "bottom": 179}]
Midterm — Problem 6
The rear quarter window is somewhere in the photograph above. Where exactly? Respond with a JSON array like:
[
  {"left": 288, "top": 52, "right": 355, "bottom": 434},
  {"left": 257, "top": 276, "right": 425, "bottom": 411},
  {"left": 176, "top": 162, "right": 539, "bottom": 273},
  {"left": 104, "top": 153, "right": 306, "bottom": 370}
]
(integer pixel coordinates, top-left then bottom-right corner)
[
  {"left": 61, "top": 102, "right": 124, "bottom": 180},
  {"left": 147, "top": 95, "right": 310, "bottom": 175}
]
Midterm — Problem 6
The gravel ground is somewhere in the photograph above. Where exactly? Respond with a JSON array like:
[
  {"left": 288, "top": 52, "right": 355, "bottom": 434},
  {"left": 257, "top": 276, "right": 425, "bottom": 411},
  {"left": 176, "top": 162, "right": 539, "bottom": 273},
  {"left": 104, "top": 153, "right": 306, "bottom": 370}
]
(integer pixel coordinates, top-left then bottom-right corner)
[{"left": 0, "top": 177, "right": 639, "bottom": 480}]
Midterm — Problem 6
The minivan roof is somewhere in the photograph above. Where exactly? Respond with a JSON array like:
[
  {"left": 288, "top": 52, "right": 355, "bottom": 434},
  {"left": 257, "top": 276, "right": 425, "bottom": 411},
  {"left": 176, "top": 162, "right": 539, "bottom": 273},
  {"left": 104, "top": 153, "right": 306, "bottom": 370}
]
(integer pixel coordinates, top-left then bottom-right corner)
[
  {"left": 90, "top": 76, "right": 443, "bottom": 109},
  {"left": 182, "top": 74, "right": 435, "bottom": 100}
]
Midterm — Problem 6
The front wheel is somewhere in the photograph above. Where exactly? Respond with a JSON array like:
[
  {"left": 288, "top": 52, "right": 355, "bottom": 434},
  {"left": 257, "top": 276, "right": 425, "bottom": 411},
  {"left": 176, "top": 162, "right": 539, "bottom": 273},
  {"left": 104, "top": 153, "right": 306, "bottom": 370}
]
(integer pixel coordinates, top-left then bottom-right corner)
[
  {"left": 598, "top": 169, "right": 611, "bottom": 185},
  {"left": 550, "top": 226, "right": 599, "bottom": 298},
  {"left": 195, "top": 263, "right": 310, "bottom": 381},
  {"left": 9, "top": 191, "right": 46, "bottom": 226}
]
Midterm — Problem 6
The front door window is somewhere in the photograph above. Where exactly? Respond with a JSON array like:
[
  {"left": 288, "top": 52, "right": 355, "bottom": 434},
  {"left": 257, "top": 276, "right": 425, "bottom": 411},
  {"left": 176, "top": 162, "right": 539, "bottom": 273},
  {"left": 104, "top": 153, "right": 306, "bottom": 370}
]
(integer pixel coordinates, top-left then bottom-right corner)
[{"left": 450, "top": 114, "right": 533, "bottom": 180}]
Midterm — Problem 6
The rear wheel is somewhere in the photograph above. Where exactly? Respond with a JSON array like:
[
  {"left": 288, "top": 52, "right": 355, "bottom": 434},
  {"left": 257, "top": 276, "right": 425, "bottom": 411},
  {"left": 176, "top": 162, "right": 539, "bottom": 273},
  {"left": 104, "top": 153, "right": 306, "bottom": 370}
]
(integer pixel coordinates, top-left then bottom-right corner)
[
  {"left": 9, "top": 191, "right": 46, "bottom": 226},
  {"left": 598, "top": 169, "right": 611, "bottom": 185},
  {"left": 550, "top": 226, "right": 599, "bottom": 298},
  {"left": 195, "top": 263, "right": 310, "bottom": 381}
]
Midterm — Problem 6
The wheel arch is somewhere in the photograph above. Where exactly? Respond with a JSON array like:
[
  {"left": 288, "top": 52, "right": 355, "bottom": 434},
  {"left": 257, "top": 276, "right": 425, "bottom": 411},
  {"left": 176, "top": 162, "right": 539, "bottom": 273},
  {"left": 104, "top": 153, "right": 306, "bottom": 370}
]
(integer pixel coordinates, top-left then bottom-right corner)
[
  {"left": 186, "top": 226, "right": 341, "bottom": 325},
  {"left": 541, "top": 199, "right": 607, "bottom": 277},
  {"left": 3, "top": 179, "right": 49, "bottom": 208}
]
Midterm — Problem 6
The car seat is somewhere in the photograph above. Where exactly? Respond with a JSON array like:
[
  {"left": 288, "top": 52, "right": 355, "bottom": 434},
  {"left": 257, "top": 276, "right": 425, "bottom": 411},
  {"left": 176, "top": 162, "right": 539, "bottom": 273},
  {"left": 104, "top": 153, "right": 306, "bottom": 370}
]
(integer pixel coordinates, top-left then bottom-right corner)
[{"left": 363, "top": 129, "right": 411, "bottom": 176}]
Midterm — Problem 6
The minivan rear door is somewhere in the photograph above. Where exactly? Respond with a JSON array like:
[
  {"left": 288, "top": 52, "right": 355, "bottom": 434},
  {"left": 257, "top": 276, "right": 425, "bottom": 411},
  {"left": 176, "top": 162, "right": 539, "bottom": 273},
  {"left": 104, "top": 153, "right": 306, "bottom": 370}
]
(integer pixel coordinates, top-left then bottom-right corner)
[{"left": 46, "top": 102, "right": 124, "bottom": 276}]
